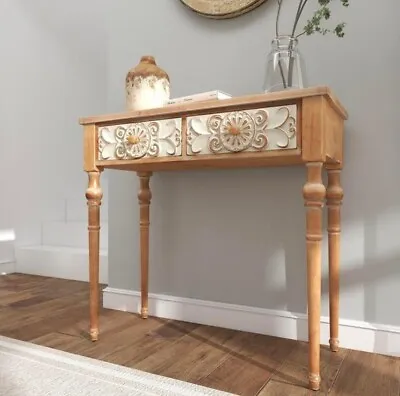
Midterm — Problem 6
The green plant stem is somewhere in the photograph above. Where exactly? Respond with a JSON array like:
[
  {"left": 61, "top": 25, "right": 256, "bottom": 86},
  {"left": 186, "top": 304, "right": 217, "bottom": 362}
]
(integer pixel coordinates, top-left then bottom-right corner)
[
  {"left": 288, "top": 0, "right": 309, "bottom": 87},
  {"left": 275, "top": 0, "right": 287, "bottom": 89},
  {"left": 295, "top": 30, "right": 307, "bottom": 38},
  {"left": 276, "top": 0, "right": 282, "bottom": 36},
  {"left": 278, "top": 55, "right": 287, "bottom": 89},
  {"left": 293, "top": 0, "right": 309, "bottom": 35}
]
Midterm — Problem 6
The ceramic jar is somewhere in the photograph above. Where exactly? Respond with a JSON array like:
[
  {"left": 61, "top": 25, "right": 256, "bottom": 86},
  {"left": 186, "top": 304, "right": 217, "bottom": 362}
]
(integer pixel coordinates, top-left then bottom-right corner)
[{"left": 125, "top": 55, "right": 170, "bottom": 111}]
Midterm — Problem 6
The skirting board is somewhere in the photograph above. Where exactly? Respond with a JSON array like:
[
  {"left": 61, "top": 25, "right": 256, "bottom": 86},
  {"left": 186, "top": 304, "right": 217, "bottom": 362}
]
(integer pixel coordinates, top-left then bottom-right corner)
[
  {"left": 15, "top": 245, "right": 108, "bottom": 284},
  {"left": 103, "top": 287, "right": 400, "bottom": 358}
]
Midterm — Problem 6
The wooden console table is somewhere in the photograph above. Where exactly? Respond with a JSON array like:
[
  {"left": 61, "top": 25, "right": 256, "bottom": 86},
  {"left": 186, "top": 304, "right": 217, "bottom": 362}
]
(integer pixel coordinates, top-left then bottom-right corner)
[{"left": 80, "top": 86, "right": 347, "bottom": 391}]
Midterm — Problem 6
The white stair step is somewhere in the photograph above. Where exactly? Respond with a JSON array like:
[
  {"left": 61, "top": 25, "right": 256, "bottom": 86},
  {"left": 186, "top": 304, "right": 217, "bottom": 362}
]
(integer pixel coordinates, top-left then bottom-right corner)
[
  {"left": 0, "top": 239, "right": 15, "bottom": 265},
  {"left": 66, "top": 197, "right": 109, "bottom": 222},
  {"left": 0, "top": 261, "right": 15, "bottom": 275},
  {"left": 42, "top": 221, "right": 108, "bottom": 250},
  {"left": 15, "top": 245, "right": 108, "bottom": 283}
]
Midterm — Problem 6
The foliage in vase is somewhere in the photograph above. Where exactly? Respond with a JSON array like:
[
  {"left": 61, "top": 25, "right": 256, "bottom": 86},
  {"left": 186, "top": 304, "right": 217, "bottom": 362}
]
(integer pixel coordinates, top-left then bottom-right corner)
[
  {"left": 276, "top": 0, "right": 349, "bottom": 39},
  {"left": 274, "top": 0, "right": 350, "bottom": 88}
]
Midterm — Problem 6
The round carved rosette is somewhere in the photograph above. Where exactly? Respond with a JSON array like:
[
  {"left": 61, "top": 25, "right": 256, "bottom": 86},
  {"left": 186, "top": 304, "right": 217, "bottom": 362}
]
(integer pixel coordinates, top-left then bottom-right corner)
[
  {"left": 219, "top": 112, "right": 255, "bottom": 152},
  {"left": 123, "top": 124, "right": 151, "bottom": 159}
]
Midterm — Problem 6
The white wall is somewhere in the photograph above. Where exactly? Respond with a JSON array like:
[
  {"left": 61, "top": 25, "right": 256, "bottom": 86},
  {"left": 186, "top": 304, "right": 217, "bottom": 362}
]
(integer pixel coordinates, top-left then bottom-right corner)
[
  {"left": 104, "top": 0, "right": 400, "bottom": 355},
  {"left": 0, "top": 0, "right": 109, "bottom": 278}
]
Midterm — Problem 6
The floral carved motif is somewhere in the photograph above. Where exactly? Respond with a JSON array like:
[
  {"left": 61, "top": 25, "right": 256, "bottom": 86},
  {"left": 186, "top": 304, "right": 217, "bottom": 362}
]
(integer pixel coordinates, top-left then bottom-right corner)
[
  {"left": 187, "top": 105, "right": 297, "bottom": 156},
  {"left": 98, "top": 119, "right": 181, "bottom": 160}
]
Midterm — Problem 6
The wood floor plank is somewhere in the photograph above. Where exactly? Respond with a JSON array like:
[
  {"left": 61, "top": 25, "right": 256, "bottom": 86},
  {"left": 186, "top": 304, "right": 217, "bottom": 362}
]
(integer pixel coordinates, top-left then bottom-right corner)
[
  {"left": 257, "top": 380, "right": 314, "bottom": 396},
  {"left": 198, "top": 333, "right": 297, "bottom": 396},
  {"left": 132, "top": 325, "right": 235, "bottom": 382},
  {"left": 0, "top": 302, "right": 89, "bottom": 341},
  {"left": 0, "top": 291, "right": 88, "bottom": 333},
  {"left": 71, "top": 316, "right": 170, "bottom": 359},
  {"left": 155, "top": 328, "right": 235, "bottom": 383},
  {"left": 0, "top": 292, "right": 34, "bottom": 306},
  {"left": 102, "top": 320, "right": 199, "bottom": 367},
  {"left": 1, "top": 274, "right": 399, "bottom": 396},
  {"left": 329, "top": 350, "right": 400, "bottom": 396},
  {"left": 30, "top": 332, "right": 88, "bottom": 352},
  {"left": 259, "top": 341, "right": 348, "bottom": 395},
  {"left": 60, "top": 308, "right": 141, "bottom": 340}
]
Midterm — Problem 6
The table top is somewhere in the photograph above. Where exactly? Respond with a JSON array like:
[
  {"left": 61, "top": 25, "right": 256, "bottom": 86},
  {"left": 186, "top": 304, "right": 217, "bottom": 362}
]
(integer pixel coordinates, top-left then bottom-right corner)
[{"left": 79, "top": 86, "right": 348, "bottom": 126}]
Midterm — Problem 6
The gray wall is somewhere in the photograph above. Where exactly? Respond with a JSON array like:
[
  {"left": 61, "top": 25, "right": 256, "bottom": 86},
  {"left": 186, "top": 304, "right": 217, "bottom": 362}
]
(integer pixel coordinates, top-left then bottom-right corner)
[
  {"left": 106, "top": 0, "right": 400, "bottom": 326},
  {"left": 0, "top": 0, "right": 107, "bottom": 248}
]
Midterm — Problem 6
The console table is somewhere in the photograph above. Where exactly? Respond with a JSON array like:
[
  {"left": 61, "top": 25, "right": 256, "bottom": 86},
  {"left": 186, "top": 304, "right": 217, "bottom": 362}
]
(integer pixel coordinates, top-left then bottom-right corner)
[{"left": 79, "top": 86, "right": 347, "bottom": 391}]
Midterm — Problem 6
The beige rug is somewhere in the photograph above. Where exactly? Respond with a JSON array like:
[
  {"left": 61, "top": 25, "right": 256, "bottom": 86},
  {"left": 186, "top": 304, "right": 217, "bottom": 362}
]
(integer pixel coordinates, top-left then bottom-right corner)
[{"left": 0, "top": 335, "right": 236, "bottom": 396}]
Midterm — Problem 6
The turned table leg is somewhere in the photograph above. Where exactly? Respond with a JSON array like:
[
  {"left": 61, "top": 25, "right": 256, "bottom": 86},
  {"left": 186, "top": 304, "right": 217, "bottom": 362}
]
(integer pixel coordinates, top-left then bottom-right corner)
[
  {"left": 303, "top": 162, "right": 326, "bottom": 391},
  {"left": 137, "top": 171, "right": 152, "bottom": 319},
  {"left": 85, "top": 170, "right": 103, "bottom": 341},
  {"left": 326, "top": 166, "right": 343, "bottom": 352}
]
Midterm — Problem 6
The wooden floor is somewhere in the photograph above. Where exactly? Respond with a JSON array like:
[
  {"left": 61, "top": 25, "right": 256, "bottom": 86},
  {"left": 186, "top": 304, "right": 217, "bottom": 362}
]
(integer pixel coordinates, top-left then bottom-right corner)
[{"left": 0, "top": 274, "right": 399, "bottom": 395}]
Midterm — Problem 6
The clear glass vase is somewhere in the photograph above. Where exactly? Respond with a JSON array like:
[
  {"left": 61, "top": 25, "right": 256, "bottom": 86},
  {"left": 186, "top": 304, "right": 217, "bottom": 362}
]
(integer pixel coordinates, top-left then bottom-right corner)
[{"left": 263, "top": 35, "right": 307, "bottom": 93}]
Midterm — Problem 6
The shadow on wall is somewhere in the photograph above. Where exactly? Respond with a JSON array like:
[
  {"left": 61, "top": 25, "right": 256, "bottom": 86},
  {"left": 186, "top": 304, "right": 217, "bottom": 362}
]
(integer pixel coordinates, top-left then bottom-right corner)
[
  {"left": 151, "top": 159, "right": 400, "bottom": 291},
  {"left": 150, "top": 166, "right": 306, "bottom": 309},
  {"left": 145, "top": 142, "right": 400, "bottom": 323}
]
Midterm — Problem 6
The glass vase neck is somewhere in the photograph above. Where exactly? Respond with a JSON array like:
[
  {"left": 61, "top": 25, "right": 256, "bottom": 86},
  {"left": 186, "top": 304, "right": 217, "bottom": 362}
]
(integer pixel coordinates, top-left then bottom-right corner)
[{"left": 272, "top": 35, "right": 298, "bottom": 50}]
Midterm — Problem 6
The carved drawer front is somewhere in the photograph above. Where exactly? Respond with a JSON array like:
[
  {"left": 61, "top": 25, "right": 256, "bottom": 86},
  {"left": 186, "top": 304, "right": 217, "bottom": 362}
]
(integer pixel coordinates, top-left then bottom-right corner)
[
  {"left": 98, "top": 118, "right": 182, "bottom": 160},
  {"left": 186, "top": 105, "right": 297, "bottom": 156}
]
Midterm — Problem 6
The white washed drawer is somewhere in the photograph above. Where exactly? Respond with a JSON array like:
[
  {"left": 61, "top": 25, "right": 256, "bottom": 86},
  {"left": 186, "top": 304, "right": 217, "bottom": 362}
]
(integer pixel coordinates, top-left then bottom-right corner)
[
  {"left": 98, "top": 118, "right": 181, "bottom": 160},
  {"left": 186, "top": 105, "right": 297, "bottom": 156}
]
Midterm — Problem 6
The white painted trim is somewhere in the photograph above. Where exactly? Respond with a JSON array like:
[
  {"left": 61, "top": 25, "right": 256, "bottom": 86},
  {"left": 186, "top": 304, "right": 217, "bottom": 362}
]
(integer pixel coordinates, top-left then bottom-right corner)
[
  {"left": 103, "top": 287, "right": 400, "bottom": 358},
  {"left": 15, "top": 245, "right": 108, "bottom": 283}
]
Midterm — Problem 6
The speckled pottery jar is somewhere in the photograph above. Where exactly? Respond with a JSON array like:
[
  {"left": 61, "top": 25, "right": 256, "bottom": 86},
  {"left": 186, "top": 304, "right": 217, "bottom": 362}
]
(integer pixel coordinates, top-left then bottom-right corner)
[{"left": 125, "top": 55, "right": 170, "bottom": 111}]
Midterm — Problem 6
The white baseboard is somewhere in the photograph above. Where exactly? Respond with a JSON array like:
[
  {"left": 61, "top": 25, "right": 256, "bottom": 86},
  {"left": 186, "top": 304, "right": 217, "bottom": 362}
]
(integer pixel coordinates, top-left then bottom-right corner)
[
  {"left": 15, "top": 245, "right": 108, "bottom": 283},
  {"left": 103, "top": 287, "right": 400, "bottom": 358}
]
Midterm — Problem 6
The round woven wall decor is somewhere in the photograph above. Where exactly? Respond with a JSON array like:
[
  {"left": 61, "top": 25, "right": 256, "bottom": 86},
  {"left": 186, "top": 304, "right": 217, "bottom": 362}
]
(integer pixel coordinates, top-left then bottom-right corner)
[{"left": 180, "top": 0, "right": 268, "bottom": 19}]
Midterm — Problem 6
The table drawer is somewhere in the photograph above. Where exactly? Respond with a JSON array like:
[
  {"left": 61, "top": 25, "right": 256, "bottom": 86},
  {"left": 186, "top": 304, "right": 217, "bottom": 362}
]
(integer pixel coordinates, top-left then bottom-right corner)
[
  {"left": 186, "top": 105, "right": 297, "bottom": 156},
  {"left": 97, "top": 118, "right": 182, "bottom": 160}
]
